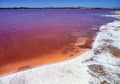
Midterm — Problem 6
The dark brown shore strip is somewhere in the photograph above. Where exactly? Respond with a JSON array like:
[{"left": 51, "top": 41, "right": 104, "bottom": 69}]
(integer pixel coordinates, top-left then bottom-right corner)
[{"left": 0, "top": 7, "right": 120, "bottom": 10}]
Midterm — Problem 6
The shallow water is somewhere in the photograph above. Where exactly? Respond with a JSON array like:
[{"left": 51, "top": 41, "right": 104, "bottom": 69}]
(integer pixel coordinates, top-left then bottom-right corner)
[{"left": 0, "top": 9, "right": 115, "bottom": 67}]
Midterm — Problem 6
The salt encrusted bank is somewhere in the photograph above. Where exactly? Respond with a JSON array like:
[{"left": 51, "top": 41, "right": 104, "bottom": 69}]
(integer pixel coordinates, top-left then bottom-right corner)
[{"left": 0, "top": 14, "right": 120, "bottom": 84}]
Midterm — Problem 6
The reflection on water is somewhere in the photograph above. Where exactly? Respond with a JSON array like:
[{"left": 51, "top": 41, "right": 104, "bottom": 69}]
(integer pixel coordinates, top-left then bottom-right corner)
[{"left": 0, "top": 9, "right": 114, "bottom": 68}]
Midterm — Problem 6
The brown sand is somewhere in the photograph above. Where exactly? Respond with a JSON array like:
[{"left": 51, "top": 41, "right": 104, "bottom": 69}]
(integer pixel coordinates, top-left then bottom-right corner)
[
  {"left": 115, "top": 11, "right": 120, "bottom": 19},
  {"left": 0, "top": 37, "right": 91, "bottom": 76}
]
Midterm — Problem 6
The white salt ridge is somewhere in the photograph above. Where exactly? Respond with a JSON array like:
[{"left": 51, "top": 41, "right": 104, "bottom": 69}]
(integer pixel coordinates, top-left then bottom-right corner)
[
  {"left": 0, "top": 19, "right": 120, "bottom": 84},
  {"left": 104, "top": 15, "right": 120, "bottom": 19}
]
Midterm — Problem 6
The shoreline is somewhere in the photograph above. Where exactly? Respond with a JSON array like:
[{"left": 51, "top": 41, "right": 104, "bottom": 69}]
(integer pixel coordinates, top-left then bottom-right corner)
[{"left": 0, "top": 11, "right": 120, "bottom": 84}]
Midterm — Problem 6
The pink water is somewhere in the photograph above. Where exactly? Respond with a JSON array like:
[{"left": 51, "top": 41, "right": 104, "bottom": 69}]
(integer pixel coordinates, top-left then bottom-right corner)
[{"left": 0, "top": 9, "right": 115, "bottom": 67}]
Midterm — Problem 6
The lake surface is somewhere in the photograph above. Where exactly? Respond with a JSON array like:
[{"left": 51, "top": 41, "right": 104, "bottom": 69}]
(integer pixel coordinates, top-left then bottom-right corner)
[{"left": 0, "top": 9, "right": 115, "bottom": 68}]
